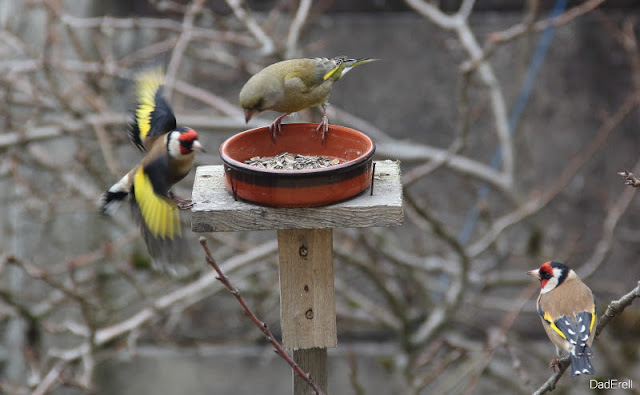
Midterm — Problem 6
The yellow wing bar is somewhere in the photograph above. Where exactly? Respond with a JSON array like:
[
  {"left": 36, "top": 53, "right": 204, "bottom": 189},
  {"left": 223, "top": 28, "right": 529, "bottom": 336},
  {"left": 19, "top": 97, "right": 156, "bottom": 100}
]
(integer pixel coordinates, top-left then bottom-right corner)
[
  {"left": 133, "top": 167, "right": 181, "bottom": 240},
  {"left": 134, "top": 69, "right": 165, "bottom": 141},
  {"left": 543, "top": 311, "right": 568, "bottom": 340}
]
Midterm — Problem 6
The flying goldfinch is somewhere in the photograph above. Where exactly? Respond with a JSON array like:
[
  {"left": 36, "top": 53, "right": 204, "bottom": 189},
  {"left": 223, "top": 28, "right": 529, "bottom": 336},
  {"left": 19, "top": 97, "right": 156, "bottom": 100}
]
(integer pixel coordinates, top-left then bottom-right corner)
[
  {"left": 239, "top": 56, "right": 377, "bottom": 142},
  {"left": 527, "top": 261, "right": 597, "bottom": 376},
  {"left": 100, "top": 69, "right": 204, "bottom": 268}
]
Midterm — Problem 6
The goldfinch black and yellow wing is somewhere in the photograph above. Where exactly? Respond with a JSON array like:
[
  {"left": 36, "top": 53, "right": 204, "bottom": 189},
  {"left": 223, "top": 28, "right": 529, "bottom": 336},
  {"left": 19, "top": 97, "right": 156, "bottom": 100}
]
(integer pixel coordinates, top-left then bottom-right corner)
[
  {"left": 131, "top": 163, "right": 185, "bottom": 272},
  {"left": 537, "top": 302, "right": 596, "bottom": 376},
  {"left": 537, "top": 301, "right": 596, "bottom": 343},
  {"left": 131, "top": 157, "right": 181, "bottom": 241},
  {"left": 128, "top": 69, "right": 177, "bottom": 152}
]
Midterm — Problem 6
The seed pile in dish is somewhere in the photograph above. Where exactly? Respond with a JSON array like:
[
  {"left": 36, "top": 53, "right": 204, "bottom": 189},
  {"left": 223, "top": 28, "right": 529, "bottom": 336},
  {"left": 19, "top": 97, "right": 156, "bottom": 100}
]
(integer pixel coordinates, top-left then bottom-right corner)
[{"left": 244, "top": 152, "right": 342, "bottom": 170}]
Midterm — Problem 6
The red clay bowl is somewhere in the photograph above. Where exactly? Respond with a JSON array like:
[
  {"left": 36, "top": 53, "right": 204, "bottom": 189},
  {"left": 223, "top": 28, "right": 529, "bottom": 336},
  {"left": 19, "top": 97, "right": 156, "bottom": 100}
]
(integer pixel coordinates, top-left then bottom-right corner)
[{"left": 219, "top": 123, "right": 375, "bottom": 207}]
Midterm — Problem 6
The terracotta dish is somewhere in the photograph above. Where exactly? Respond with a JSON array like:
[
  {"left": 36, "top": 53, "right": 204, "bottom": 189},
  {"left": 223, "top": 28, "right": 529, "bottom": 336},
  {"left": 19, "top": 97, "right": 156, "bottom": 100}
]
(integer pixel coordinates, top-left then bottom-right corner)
[{"left": 219, "top": 123, "right": 375, "bottom": 207}]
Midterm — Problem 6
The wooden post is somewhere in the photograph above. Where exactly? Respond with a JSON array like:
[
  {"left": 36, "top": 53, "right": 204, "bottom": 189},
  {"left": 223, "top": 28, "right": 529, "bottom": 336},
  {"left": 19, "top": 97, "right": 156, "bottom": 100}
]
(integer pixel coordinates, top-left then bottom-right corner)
[
  {"left": 278, "top": 228, "right": 335, "bottom": 394},
  {"left": 191, "top": 161, "right": 403, "bottom": 395},
  {"left": 278, "top": 228, "right": 337, "bottom": 349},
  {"left": 293, "top": 348, "right": 328, "bottom": 395}
]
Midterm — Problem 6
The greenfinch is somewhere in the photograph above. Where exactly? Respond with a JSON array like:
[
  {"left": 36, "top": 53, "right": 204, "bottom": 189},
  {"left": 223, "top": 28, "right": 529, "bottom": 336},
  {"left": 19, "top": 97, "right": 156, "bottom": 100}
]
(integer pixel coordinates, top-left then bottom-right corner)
[
  {"left": 100, "top": 69, "right": 204, "bottom": 270},
  {"left": 239, "top": 56, "right": 377, "bottom": 142}
]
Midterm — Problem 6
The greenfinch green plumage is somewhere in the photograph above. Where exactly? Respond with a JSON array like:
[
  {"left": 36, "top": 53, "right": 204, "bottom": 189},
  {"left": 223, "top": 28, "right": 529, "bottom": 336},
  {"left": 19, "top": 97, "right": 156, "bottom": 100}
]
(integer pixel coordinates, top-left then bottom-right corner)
[{"left": 239, "top": 56, "right": 377, "bottom": 142}]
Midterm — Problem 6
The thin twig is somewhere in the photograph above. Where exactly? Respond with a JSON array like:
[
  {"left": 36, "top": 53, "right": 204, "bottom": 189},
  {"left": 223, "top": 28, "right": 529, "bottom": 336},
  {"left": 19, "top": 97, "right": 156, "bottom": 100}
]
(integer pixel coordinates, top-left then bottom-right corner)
[
  {"left": 488, "top": 0, "right": 607, "bottom": 44},
  {"left": 466, "top": 91, "right": 640, "bottom": 258},
  {"left": 199, "top": 237, "right": 326, "bottom": 395},
  {"left": 462, "top": 283, "right": 538, "bottom": 394},
  {"left": 405, "top": 0, "right": 514, "bottom": 186},
  {"left": 595, "top": 281, "right": 640, "bottom": 337},
  {"left": 531, "top": 358, "right": 570, "bottom": 395},
  {"left": 32, "top": 360, "right": 66, "bottom": 395},
  {"left": 42, "top": 241, "right": 277, "bottom": 363},
  {"left": 92, "top": 119, "right": 122, "bottom": 177},
  {"left": 58, "top": 14, "right": 253, "bottom": 46},
  {"left": 404, "top": 192, "right": 470, "bottom": 345},
  {"left": 165, "top": 0, "right": 205, "bottom": 100},
  {"left": 173, "top": 79, "right": 243, "bottom": 118},
  {"left": 285, "top": 0, "right": 312, "bottom": 59},
  {"left": 333, "top": 107, "right": 513, "bottom": 194},
  {"left": 225, "top": 0, "right": 276, "bottom": 55},
  {"left": 578, "top": 160, "right": 640, "bottom": 279},
  {"left": 618, "top": 170, "right": 640, "bottom": 187}
]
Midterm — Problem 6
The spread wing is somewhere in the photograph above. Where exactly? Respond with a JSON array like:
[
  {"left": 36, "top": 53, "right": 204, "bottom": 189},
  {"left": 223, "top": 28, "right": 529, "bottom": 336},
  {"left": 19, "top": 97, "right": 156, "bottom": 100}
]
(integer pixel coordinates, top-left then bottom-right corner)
[
  {"left": 128, "top": 69, "right": 177, "bottom": 151},
  {"left": 132, "top": 161, "right": 181, "bottom": 240}
]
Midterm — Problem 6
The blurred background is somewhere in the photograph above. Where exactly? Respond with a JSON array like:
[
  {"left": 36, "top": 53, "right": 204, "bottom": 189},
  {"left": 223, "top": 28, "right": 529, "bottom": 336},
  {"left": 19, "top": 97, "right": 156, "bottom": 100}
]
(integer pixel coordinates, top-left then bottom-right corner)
[{"left": 1, "top": 0, "right": 639, "bottom": 394}]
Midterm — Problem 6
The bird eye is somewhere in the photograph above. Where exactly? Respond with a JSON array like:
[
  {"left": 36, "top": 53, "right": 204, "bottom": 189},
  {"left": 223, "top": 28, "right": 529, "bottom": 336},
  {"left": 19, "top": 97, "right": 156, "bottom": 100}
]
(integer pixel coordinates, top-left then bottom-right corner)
[{"left": 540, "top": 271, "right": 552, "bottom": 280}]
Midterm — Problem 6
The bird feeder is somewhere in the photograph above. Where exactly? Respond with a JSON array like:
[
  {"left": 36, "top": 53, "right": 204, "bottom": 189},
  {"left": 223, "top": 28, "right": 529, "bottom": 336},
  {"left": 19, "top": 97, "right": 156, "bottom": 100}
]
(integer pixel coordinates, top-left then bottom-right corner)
[{"left": 191, "top": 123, "right": 403, "bottom": 394}]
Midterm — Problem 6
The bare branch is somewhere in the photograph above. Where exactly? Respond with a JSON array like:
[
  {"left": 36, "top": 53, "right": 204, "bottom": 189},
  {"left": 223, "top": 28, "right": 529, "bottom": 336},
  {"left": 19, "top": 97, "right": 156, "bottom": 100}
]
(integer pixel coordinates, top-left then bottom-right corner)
[
  {"left": 405, "top": 0, "right": 514, "bottom": 185},
  {"left": 32, "top": 360, "right": 66, "bottom": 395},
  {"left": 488, "top": 0, "right": 607, "bottom": 44},
  {"left": 618, "top": 170, "right": 640, "bottom": 187},
  {"left": 199, "top": 237, "right": 325, "bottom": 395},
  {"left": 462, "top": 284, "right": 538, "bottom": 394},
  {"left": 225, "top": 0, "right": 276, "bottom": 55},
  {"left": 403, "top": 0, "right": 459, "bottom": 30},
  {"left": 578, "top": 162, "right": 639, "bottom": 279},
  {"left": 41, "top": 241, "right": 276, "bottom": 363},
  {"left": 333, "top": 108, "right": 513, "bottom": 194},
  {"left": 286, "top": 0, "right": 313, "bottom": 59},
  {"left": 91, "top": 120, "right": 122, "bottom": 177},
  {"left": 165, "top": 0, "right": 205, "bottom": 100},
  {"left": 58, "top": 14, "right": 254, "bottom": 46},
  {"left": 173, "top": 79, "right": 243, "bottom": 118},
  {"left": 596, "top": 281, "right": 640, "bottom": 337},
  {"left": 0, "top": 126, "right": 64, "bottom": 148},
  {"left": 458, "top": 0, "right": 477, "bottom": 20},
  {"left": 467, "top": 92, "right": 640, "bottom": 257},
  {"left": 531, "top": 358, "right": 570, "bottom": 395},
  {"left": 405, "top": 193, "right": 470, "bottom": 345}
]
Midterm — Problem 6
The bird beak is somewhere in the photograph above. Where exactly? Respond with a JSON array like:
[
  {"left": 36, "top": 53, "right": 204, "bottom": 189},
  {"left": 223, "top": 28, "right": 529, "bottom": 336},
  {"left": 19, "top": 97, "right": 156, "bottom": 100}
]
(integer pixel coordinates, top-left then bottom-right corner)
[
  {"left": 244, "top": 109, "right": 257, "bottom": 123},
  {"left": 527, "top": 269, "right": 540, "bottom": 278},
  {"left": 192, "top": 140, "right": 205, "bottom": 153}
]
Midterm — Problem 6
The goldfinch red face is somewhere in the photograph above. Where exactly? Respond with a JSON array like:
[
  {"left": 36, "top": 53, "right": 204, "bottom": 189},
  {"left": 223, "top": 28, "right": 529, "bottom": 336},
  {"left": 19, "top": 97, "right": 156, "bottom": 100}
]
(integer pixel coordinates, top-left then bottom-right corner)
[
  {"left": 167, "top": 127, "right": 204, "bottom": 158},
  {"left": 527, "top": 261, "right": 569, "bottom": 294}
]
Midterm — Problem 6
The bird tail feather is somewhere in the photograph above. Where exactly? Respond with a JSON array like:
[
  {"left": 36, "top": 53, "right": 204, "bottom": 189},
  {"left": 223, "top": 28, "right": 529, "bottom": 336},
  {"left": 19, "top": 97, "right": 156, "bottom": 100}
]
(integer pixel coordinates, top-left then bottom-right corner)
[
  {"left": 99, "top": 173, "right": 132, "bottom": 215},
  {"left": 570, "top": 345, "right": 594, "bottom": 376},
  {"left": 324, "top": 57, "right": 378, "bottom": 80}
]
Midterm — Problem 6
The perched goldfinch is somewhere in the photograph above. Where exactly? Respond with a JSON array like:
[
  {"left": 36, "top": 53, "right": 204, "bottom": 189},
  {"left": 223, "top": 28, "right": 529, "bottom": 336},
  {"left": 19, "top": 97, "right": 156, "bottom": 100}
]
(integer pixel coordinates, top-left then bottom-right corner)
[
  {"left": 239, "top": 56, "right": 377, "bottom": 142},
  {"left": 527, "top": 261, "right": 597, "bottom": 376},
  {"left": 100, "top": 69, "right": 204, "bottom": 268}
]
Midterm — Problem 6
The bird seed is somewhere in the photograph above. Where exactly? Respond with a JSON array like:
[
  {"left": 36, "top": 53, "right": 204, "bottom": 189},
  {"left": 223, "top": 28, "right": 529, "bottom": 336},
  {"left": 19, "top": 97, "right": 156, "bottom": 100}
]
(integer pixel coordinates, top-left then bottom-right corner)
[{"left": 244, "top": 152, "right": 342, "bottom": 170}]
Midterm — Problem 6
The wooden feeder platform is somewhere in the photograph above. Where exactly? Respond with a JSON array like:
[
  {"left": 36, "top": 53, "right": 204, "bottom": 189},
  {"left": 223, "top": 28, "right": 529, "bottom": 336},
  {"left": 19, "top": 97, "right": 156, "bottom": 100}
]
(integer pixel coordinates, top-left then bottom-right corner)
[{"left": 191, "top": 160, "right": 403, "bottom": 394}]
